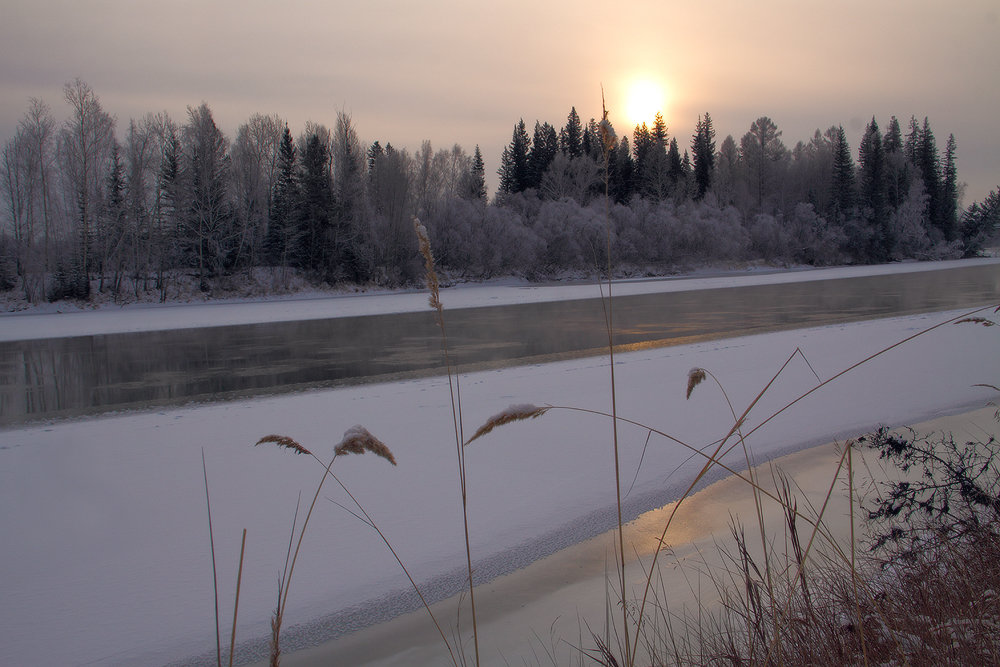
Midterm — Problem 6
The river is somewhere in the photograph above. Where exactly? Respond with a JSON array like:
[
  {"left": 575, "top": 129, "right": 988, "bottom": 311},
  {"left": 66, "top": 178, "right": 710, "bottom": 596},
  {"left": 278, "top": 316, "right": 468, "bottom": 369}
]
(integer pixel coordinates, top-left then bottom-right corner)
[{"left": 1, "top": 261, "right": 997, "bottom": 425}]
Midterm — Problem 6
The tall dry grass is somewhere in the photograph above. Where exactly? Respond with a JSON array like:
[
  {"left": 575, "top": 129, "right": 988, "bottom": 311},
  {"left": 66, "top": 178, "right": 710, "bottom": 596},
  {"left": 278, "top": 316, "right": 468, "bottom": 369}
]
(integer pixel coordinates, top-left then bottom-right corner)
[{"left": 466, "top": 306, "right": 999, "bottom": 666}]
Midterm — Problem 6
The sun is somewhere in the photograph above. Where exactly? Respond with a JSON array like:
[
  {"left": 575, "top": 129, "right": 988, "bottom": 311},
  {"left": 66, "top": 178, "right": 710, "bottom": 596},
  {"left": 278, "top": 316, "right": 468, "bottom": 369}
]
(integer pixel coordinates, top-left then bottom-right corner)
[{"left": 625, "top": 79, "right": 666, "bottom": 128}]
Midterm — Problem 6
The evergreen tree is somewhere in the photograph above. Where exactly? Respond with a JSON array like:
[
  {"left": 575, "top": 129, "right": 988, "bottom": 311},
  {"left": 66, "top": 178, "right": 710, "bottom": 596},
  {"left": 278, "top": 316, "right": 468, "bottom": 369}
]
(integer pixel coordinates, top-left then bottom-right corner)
[
  {"left": 681, "top": 150, "right": 693, "bottom": 197},
  {"left": 882, "top": 116, "right": 907, "bottom": 210},
  {"left": 155, "top": 124, "right": 182, "bottom": 296},
  {"left": 367, "top": 140, "right": 384, "bottom": 183},
  {"left": 917, "top": 117, "right": 943, "bottom": 238},
  {"left": 182, "top": 103, "right": 231, "bottom": 289},
  {"left": 642, "top": 112, "right": 670, "bottom": 199},
  {"left": 581, "top": 118, "right": 603, "bottom": 162},
  {"left": 666, "top": 137, "right": 684, "bottom": 194},
  {"left": 298, "top": 133, "right": 332, "bottom": 272},
  {"left": 497, "top": 119, "right": 531, "bottom": 195},
  {"left": 961, "top": 188, "right": 998, "bottom": 256},
  {"left": 691, "top": 112, "right": 716, "bottom": 200},
  {"left": 265, "top": 125, "right": 297, "bottom": 267},
  {"left": 527, "top": 121, "right": 558, "bottom": 190},
  {"left": 830, "top": 125, "right": 856, "bottom": 220},
  {"left": 460, "top": 144, "right": 487, "bottom": 201},
  {"left": 904, "top": 116, "right": 921, "bottom": 166},
  {"left": 942, "top": 134, "right": 958, "bottom": 240},
  {"left": 631, "top": 122, "right": 652, "bottom": 196},
  {"left": 608, "top": 135, "right": 634, "bottom": 203},
  {"left": 100, "top": 140, "right": 127, "bottom": 292},
  {"left": 859, "top": 117, "right": 889, "bottom": 260},
  {"left": 559, "top": 107, "right": 583, "bottom": 158}
]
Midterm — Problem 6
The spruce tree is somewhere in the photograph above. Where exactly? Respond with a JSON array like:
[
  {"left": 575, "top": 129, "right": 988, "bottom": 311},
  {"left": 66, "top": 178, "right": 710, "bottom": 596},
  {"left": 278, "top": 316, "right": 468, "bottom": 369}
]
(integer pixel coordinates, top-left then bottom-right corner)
[
  {"left": 882, "top": 116, "right": 907, "bottom": 210},
  {"left": 559, "top": 107, "right": 583, "bottom": 158},
  {"left": 830, "top": 125, "right": 856, "bottom": 221},
  {"left": 859, "top": 117, "right": 889, "bottom": 260},
  {"left": 101, "top": 140, "right": 127, "bottom": 293},
  {"left": 461, "top": 145, "right": 487, "bottom": 201},
  {"left": 691, "top": 113, "right": 716, "bottom": 200},
  {"left": 266, "top": 125, "right": 297, "bottom": 267},
  {"left": 942, "top": 134, "right": 958, "bottom": 240},
  {"left": 608, "top": 135, "right": 634, "bottom": 203},
  {"left": 527, "top": 121, "right": 558, "bottom": 190},
  {"left": 642, "top": 112, "right": 670, "bottom": 199},
  {"left": 497, "top": 119, "right": 531, "bottom": 195},
  {"left": 917, "top": 117, "right": 943, "bottom": 237},
  {"left": 667, "top": 137, "right": 684, "bottom": 193},
  {"left": 298, "top": 133, "right": 333, "bottom": 272},
  {"left": 631, "top": 122, "right": 652, "bottom": 195}
]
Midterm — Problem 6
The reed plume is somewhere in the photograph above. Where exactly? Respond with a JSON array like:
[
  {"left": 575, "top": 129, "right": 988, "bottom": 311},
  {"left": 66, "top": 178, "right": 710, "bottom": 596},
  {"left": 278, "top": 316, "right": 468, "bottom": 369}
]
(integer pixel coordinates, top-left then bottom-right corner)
[
  {"left": 466, "top": 404, "right": 550, "bottom": 445},
  {"left": 335, "top": 425, "right": 397, "bottom": 465},
  {"left": 256, "top": 434, "right": 313, "bottom": 457},
  {"left": 414, "top": 218, "right": 442, "bottom": 315},
  {"left": 686, "top": 368, "right": 707, "bottom": 400}
]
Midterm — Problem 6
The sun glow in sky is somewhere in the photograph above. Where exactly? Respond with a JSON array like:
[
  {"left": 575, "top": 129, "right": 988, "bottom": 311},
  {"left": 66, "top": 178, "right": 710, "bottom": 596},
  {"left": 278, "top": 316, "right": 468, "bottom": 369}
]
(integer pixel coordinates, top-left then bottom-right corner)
[
  {"left": 624, "top": 78, "right": 667, "bottom": 128},
  {"left": 0, "top": 1, "right": 997, "bottom": 202}
]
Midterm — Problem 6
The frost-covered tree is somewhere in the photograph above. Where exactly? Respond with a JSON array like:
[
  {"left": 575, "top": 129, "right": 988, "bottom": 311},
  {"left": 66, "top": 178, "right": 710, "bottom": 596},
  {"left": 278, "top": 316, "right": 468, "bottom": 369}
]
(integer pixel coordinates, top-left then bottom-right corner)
[
  {"left": 231, "top": 113, "right": 283, "bottom": 271},
  {"left": 330, "top": 111, "right": 369, "bottom": 282},
  {"left": 181, "top": 103, "right": 231, "bottom": 289},
  {"left": 713, "top": 134, "right": 740, "bottom": 206},
  {"left": 740, "top": 116, "right": 787, "bottom": 213},
  {"left": 961, "top": 188, "right": 998, "bottom": 257},
  {"left": 60, "top": 79, "right": 116, "bottom": 296}
]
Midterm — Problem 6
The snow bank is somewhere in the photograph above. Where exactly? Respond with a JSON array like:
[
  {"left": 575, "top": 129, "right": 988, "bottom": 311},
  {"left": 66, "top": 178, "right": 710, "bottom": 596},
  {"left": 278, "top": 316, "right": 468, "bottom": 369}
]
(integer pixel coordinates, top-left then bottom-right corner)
[{"left": 1, "top": 304, "right": 998, "bottom": 666}]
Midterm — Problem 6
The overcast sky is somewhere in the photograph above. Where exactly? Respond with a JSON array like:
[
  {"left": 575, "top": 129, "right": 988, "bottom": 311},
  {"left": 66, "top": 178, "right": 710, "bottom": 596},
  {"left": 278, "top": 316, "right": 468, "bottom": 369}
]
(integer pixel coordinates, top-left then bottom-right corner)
[{"left": 1, "top": 0, "right": 997, "bottom": 202}]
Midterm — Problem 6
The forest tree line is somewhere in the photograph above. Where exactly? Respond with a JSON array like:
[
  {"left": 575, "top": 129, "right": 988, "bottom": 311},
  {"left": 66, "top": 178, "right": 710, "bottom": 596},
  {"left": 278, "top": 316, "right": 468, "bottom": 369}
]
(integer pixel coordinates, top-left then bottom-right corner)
[{"left": 1, "top": 79, "right": 997, "bottom": 304}]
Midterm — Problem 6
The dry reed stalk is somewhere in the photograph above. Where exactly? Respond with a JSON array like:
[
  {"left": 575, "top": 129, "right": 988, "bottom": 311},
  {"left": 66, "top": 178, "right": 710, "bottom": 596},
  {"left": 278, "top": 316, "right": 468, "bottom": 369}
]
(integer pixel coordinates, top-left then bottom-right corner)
[
  {"left": 326, "top": 471, "right": 459, "bottom": 667},
  {"left": 597, "top": 87, "right": 631, "bottom": 667},
  {"left": 228, "top": 528, "right": 247, "bottom": 667},
  {"left": 414, "top": 217, "right": 479, "bottom": 666},
  {"left": 257, "top": 426, "right": 396, "bottom": 667},
  {"left": 202, "top": 449, "right": 222, "bottom": 667},
  {"left": 693, "top": 365, "right": 785, "bottom": 655}
]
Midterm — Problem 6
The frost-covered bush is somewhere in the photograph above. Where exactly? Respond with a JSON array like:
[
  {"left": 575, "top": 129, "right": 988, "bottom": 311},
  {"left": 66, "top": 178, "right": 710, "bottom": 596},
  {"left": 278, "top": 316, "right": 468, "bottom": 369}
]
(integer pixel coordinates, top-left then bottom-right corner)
[
  {"left": 889, "top": 183, "right": 933, "bottom": 260},
  {"left": 531, "top": 199, "right": 608, "bottom": 273},
  {"left": 787, "top": 203, "right": 848, "bottom": 265}
]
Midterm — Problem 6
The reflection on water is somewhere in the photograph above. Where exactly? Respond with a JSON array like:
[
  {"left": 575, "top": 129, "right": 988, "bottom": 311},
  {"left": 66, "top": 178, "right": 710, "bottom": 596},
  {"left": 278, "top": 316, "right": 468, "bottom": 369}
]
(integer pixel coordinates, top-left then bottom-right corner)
[{"left": 1, "top": 264, "right": 997, "bottom": 424}]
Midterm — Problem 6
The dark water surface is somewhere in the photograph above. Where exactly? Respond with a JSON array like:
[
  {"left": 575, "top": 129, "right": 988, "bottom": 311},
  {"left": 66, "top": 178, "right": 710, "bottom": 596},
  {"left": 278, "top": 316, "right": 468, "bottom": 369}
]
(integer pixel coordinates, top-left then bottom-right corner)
[{"left": 2, "top": 263, "right": 997, "bottom": 425}]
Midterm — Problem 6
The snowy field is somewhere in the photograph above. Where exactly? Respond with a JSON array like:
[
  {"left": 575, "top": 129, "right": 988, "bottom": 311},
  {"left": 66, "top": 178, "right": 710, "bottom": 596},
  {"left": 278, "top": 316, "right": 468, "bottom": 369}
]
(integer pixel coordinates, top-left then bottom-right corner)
[{"left": 0, "top": 261, "right": 998, "bottom": 666}]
